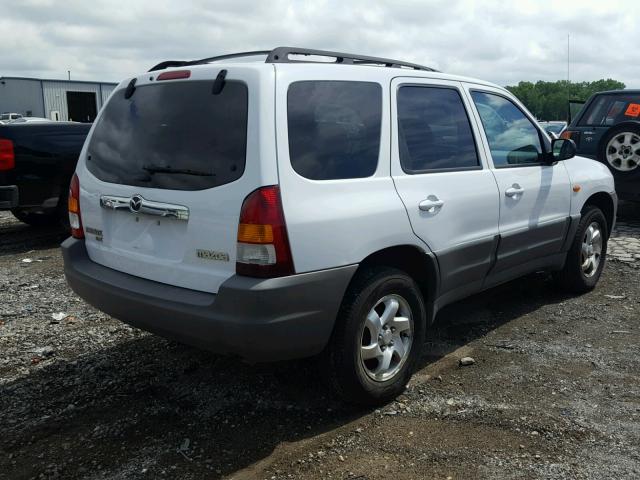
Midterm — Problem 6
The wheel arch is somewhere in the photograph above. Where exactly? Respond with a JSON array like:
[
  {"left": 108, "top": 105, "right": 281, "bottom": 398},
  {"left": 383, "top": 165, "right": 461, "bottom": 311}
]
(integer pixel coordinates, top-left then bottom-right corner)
[
  {"left": 351, "top": 245, "right": 439, "bottom": 323},
  {"left": 582, "top": 191, "right": 615, "bottom": 236}
]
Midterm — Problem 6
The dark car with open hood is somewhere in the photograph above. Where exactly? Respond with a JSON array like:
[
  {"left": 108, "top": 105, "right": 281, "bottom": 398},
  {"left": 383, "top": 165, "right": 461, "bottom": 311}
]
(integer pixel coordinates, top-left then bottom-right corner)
[{"left": 563, "top": 89, "right": 640, "bottom": 202}]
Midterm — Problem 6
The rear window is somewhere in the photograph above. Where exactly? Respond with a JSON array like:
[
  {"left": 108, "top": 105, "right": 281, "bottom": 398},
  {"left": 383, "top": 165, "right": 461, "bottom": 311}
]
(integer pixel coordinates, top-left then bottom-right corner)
[
  {"left": 86, "top": 80, "right": 248, "bottom": 191},
  {"left": 287, "top": 81, "right": 382, "bottom": 180},
  {"left": 580, "top": 94, "right": 640, "bottom": 126}
]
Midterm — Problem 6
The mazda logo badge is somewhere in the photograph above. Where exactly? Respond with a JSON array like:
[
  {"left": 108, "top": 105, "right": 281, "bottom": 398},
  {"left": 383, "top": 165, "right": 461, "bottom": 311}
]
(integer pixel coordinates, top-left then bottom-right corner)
[{"left": 129, "top": 195, "right": 143, "bottom": 213}]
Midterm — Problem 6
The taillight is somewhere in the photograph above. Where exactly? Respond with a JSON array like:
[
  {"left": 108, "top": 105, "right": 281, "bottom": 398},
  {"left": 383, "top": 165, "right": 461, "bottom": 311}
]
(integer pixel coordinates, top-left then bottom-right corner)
[
  {"left": 236, "top": 186, "right": 294, "bottom": 278},
  {"left": 0, "top": 139, "right": 15, "bottom": 171},
  {"left": 561, "top": 130, "right": 580, "bottom": 146},
  {"left": 68, "top": 173, "right": 84, "bottom": 239}
]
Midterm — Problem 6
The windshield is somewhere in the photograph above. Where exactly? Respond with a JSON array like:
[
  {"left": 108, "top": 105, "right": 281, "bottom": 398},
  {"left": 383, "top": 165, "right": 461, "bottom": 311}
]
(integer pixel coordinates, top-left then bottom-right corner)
[{"left": 86, "top": 80, "right": 248, "bottom": 191}]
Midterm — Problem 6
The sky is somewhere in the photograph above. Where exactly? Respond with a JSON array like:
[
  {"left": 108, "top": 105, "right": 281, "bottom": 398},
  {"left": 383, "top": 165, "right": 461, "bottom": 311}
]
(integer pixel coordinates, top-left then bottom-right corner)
[{"left": 1, "top": 0, "right": 638, "bottom": 88}]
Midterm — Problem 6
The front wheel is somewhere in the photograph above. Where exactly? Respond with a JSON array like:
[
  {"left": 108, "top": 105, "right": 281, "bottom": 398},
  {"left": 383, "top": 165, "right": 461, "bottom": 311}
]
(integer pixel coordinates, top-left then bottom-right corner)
[
  {"left": 323, "top": 267, "right": 426, "bottom": 405},
  {"left": 554, "top": 206, "right": 608, "bottom": 293}
]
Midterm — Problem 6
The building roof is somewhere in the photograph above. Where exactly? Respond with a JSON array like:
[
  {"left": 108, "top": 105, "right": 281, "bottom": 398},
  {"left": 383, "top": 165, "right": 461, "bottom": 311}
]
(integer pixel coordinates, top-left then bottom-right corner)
[{"left": 0, "top": 76, "right": 117, "bottom": 86}]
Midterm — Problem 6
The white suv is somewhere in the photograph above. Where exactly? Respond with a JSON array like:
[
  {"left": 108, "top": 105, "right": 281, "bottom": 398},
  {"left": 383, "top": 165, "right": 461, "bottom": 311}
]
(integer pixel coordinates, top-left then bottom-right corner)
[{"left": 63, "top": 47, "right": 617, "bottom": 405}]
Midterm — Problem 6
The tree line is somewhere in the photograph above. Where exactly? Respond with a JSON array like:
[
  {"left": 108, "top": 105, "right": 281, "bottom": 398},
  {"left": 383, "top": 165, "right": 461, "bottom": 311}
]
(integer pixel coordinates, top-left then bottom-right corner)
[{"left": 505, "top": 79, "right": 626, "bottom": 121}]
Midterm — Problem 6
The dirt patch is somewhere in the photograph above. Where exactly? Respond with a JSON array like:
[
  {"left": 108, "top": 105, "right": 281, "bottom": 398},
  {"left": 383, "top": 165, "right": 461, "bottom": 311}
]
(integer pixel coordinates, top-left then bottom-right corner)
[{"left": 1, "top": 208, "right": 639, "bottom": 480}]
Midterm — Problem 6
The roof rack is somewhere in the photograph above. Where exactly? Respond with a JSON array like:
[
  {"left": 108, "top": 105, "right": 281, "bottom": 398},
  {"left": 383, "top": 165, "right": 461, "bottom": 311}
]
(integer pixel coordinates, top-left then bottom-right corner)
[
  {"left": 148, "top": 51, "right": 271, "bottom": 72},
  {"left": 148, "top": 47, "right": 436, "bottom": 72}
]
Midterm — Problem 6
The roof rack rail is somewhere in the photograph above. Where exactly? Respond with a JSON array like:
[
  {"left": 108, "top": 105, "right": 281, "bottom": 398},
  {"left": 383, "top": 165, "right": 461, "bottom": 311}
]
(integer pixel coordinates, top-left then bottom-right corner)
[
  {"left": 148, "top": 51, "right": 271, "bottom": 72},
  {"left": 148, "top": 47, "right": 436, "bottom": 72},
  {"left": 266, "top": 47, "right": 436, "bottom": 71}
]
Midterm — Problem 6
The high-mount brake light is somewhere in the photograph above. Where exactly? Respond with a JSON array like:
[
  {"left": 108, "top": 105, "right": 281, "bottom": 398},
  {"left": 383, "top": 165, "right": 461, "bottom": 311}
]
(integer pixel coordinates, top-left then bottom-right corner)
[
  {"left": 236, "top": 186, "right": 294, "bottom": 278},
  {"left": 157, "top": 70, "right": 191, "bottom": 81},
  {"left": 0, "top": 139, "right": 15, "bottom": 171},
  {"left": 68, "top": 173, "right": 84, "bottom": 239}
]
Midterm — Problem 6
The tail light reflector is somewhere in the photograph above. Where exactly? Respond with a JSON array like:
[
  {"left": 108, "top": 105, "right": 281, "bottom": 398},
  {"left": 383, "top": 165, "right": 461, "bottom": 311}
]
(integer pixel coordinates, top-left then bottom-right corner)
[
  {"left": 561, "top": 130, "right": 580, "bottom": 146},
  {"left": 68, "top": 173, "right": 84, "bottom": 239},
  {"left": 236, "top": 186, "right": 294, "bottom": 278},
  {"left": 0, "top": 139, "right": 15, "bottom": 171}
]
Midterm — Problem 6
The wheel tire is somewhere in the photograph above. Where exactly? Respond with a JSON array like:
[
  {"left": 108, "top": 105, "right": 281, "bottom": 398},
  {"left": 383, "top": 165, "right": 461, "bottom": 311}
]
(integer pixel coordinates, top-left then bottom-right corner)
[
  {"left": 11, "top": 209, "right": 60, "bottom": 227},
  {"left": 598, "top": 124, "right": 640, "bottom": 176},
  {"left": 323, "top": 266, "right": 426, "bottom": 406},
  {"left": 554, "top": 205, "right": 608, "bottom": 293}
]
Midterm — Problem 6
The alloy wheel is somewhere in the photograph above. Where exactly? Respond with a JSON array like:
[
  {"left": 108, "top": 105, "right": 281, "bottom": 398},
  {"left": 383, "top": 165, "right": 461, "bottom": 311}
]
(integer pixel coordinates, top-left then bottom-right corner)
[
  {"left": 606, "top": 132, "right": 640, "bottom": 172},
  {"left": 359, "top": 294, "right": 413, "bottom": 382},
  {"left": 581, "top": 221, "right": 603, "bottom": 277}
]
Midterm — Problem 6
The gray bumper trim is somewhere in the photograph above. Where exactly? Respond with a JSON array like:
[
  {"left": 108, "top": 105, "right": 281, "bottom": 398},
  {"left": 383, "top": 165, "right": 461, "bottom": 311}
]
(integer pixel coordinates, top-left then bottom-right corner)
[
  {"left": 0, "top": 185, "right": 18, "bottom": 209},
  {"left": 62, "top": 238, "right": 357, "bottom": 362}
]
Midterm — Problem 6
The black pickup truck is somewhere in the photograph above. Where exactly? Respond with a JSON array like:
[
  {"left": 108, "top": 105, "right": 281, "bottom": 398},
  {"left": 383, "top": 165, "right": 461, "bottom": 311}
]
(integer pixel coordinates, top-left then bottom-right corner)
[{"left": 0, "top": 122, "right": 91, "bottom": 226}]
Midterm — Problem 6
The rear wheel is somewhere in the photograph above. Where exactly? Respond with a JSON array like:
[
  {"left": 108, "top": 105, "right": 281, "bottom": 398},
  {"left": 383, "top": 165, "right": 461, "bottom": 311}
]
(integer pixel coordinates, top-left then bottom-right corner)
[
  {"left": 323, "top": 267, "right": 426, "bottom": 405},
  {"left": 554, "top": 205, "right": 608, "bottom": 293},
  {"left": 600, "top": 125, "right": 640, "bottom": 174}
]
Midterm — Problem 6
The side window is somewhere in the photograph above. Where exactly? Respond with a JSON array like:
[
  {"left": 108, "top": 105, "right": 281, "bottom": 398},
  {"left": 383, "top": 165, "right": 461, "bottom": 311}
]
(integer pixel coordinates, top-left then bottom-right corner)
[
  {"left": 580, "top": 96, "right": 609, "bottom": 126},
  {"left": 609, "top": 97, "right": 640, "bottom": 123},
  {"left": 287, "top": 81, "right": 382, "bottom": 180},
  {"left": 604, "top": 100, "right": 627, "bottom": 125},
  {"left": 471, "top": 91, "right": 543, "bottom": 167},
  {"left": 397, "top": 86, "right": 479, "bottom": 172}
]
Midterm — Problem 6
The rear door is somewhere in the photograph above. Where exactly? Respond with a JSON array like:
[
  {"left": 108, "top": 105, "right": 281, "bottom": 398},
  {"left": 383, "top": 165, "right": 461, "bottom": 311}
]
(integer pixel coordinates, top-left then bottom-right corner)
[
  {"left": 390, "top": 78, "right": 500, "bottom": 300},
  {"left": 467, "top": 87, "right": 571, "bottom": 281},
  {"left": 78, "top": 65, "right": 275, "bottom": 293}
]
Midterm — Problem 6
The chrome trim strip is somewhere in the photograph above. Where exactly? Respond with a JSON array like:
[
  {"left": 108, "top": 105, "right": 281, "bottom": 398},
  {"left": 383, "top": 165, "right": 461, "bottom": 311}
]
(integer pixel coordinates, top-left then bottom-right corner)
[
  {"left": 100, "top": 195, "right": 189, "bottom": 221},
  {"left": 100, "top": 195, "right": 129, "bottom": 211}
]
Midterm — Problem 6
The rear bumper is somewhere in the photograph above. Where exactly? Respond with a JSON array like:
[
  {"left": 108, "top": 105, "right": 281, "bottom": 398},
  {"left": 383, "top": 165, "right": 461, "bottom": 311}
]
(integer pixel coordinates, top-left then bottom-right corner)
[
  {"left": 0, "top": 185, "right": 18, "bottom": 209},
  {"left": 62, "top": 238, "right": 357, "bottom": 362}
]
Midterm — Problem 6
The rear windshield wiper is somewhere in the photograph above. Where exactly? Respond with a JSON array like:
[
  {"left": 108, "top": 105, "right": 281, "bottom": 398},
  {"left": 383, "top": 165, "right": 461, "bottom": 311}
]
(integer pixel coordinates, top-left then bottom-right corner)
[{"left": 142, "top": 164, "right": 214, "bottom": 176}]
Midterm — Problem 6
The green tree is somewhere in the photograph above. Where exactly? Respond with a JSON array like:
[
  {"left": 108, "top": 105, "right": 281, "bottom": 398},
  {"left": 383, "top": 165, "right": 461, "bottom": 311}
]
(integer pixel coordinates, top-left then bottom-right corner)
[{"left": 505, "top": 79, "right": 626, "bottom": 121}]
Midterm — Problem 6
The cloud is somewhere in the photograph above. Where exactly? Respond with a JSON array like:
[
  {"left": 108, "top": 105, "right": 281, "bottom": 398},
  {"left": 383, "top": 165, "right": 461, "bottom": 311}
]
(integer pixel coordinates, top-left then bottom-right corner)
[{"left": 1, "top": 0, "right": 638, "bottom": 88}]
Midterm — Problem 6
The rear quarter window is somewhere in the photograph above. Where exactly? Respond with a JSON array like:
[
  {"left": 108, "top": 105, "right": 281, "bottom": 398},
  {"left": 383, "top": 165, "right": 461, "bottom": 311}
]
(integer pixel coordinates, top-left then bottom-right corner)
[
  {"left": 287, "top": 81, "right": 382, "bottom": 180},
  {"left": 580, "top": 95, "right": 640, "bottom": 126}
]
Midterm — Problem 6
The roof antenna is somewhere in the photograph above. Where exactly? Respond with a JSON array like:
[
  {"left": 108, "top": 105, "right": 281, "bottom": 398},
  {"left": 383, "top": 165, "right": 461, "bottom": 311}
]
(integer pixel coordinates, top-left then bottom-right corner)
[
  {"left": 124, "top": 78, "right": 137, "bottom": 99},
  {"left": 212, "top": 70, "right": 227, "bottom": 95}
]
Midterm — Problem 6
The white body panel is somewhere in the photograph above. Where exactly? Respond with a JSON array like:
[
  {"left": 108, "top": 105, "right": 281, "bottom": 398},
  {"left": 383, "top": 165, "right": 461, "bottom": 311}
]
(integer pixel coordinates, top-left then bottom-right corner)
[
  {"left": 389, "top": 78, "right": 500, "bottom": 254},
  {"left": 462, "top": 83, "right": 572, "bottom": 238},
  {"left": 489, "top": 164, "right": 571, "bottom": 233},
  {"left": 77, "top": 64, "right": 277, "bottom": 293},
  {"left": 274, "top": 65, "right": 422, "bottom": 273},
  {"left": 563, "top": 156, "right": 616, "bottom": 215},
  {"left": 73, "top": 59, "right": 615, "bottom": 300}
]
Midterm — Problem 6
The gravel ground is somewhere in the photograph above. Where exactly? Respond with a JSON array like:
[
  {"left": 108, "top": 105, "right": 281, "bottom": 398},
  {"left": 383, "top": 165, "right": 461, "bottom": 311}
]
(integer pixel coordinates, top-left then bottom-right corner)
[{"left": 1, "top": 204, "right": 639, "bottom": 480}]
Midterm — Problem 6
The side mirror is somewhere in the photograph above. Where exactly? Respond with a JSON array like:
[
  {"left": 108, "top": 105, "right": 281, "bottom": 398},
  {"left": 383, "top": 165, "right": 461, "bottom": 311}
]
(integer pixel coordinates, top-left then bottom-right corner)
[{"left": 551, "top": 138, "right": 577, "bottom": 162}]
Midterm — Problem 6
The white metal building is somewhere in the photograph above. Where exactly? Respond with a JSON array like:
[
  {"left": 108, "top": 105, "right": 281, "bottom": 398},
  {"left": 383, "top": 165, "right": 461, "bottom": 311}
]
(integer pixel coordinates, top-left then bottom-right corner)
[{"left": 0, "top": 76, "right": 117, "bottom": 122}]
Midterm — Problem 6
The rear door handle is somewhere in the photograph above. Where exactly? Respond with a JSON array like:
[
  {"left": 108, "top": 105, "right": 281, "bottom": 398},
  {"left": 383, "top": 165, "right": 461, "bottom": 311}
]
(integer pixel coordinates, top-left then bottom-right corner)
[
  {"left": 419, "top": 196, "right": 444, "bottom": 212},
  {"left": 505, "top": 184, "right": 524, "bottom": 198}
]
